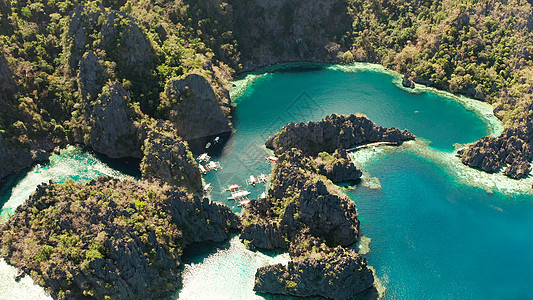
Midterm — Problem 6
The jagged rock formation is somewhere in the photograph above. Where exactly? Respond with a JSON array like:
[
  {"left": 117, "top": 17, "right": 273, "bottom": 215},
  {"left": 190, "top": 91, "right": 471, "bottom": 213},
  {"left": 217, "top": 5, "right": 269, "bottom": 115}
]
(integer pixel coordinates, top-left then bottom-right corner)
[
  {"left": 255, "top": 232, "right": 374, "bottom": 300},
  {"left": 266, "top": 113, "right": 415, "bottom": 156},
  {"left": 65, "top": 5, "right": 152, "bottom": 75},
  {"left": 241, "top": 150, "right": 360, "bottom": 250},
  {"left": 458, "top": 123, "right": 533, "bottom": 178},
  {"left": 314, "top": 149, "right": 362, "bottom": 183},
  {"left": 140, "top": 121, "right": 202, "bottom": 192},
  {"left": 242, "top": 114, "right": 413, "bottom": 298},
  {"left": 0, "top": 177, "right": 240, "bottom": 299},
  {"left": 241, "top": 149, "right": 373, "bottom": 299},
  {"left": 89, "top": 82, "right": 143, "bottom": 159},
  {"left": 227, "top": 0, "right": 352, "bottom": 70},
  {"left": 164, "top": 74, "right": 232, "bottom": 141}
]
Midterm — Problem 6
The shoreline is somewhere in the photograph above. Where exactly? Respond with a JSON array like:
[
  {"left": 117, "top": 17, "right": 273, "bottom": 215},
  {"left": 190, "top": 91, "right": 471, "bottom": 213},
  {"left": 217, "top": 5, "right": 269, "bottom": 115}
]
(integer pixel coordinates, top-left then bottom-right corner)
[
  {"left": 231, "top": 62, "right": 503, "bottom": 139},
  {"left": 350, "top": 140, "right": 533, "bottom": 196},
  {"left": 230, "top": 62, "right": 527, "bottom": 196}
]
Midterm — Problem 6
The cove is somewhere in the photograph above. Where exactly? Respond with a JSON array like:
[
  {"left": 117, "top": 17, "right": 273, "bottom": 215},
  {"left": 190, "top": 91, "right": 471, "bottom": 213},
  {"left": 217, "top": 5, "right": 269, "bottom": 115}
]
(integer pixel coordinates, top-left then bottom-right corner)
[{"left": 0, "top": 64, "right": 532, "bottom": 299}]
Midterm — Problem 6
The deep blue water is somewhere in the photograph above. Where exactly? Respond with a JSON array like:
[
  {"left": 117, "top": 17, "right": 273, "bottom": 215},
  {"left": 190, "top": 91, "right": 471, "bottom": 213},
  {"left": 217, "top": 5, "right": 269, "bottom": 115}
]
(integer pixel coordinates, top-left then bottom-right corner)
[{"left": 1, "top": 66, "right": 531, "bottom": 299}]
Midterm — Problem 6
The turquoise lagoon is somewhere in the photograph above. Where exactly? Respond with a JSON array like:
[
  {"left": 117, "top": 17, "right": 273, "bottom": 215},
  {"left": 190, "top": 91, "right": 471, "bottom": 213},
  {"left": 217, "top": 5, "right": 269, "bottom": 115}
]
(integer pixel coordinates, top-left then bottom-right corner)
[{"left": 1, "top": 64, "right": 532, "bottom": 299}]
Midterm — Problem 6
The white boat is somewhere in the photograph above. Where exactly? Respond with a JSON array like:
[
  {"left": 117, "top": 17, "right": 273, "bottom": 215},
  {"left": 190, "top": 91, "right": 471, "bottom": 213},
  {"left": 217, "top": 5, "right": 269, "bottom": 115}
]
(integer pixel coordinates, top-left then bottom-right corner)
[
  {"left": 198, "top": 153, "right": 210, "bottom": 162},
  {"left": 206, "top": 161, "right": 221, "bottom": 171},
  {"left": 203, "top": 183, "right": 213, "bottom": 194},
  {"left": 258, "top": 174, "right": 268, "bottom": 183},
  {"left": 259, "top": 192, "right": 267, "bottom": 200},
  {"left": 266, "top": 156, "right": 278, "bottom": 163},
  {"left": 246, "top": 175, "right": 257, "bottom": 186},
  {"left": 228, "top": 190, "right": 251, "bottom": 200},
  {"left": 238, "top": 199, "right": 251, "bottom": 207},
  {"left": 199, "top": 164, "right": 207, "bottom": 174},
  {"left": 205, "top": 142, "right": 212, "bottom": 149},
  {"left": 225, "top": 184, "right": 241, "bottom": 191}
]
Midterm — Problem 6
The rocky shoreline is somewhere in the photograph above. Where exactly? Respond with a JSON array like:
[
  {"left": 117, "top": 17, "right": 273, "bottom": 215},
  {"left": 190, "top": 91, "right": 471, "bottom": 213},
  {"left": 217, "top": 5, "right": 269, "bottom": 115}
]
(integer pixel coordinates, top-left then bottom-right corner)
[{"left": 240, "top": 114, "right": 415, "bottom": 299}]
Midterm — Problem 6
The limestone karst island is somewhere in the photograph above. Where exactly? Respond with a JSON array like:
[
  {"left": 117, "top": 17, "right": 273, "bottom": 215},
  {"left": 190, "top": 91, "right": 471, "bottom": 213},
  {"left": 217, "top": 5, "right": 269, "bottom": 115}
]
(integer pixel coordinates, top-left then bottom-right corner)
[{"left": 1, "top": 0, "right": 533, "bottom": 299}]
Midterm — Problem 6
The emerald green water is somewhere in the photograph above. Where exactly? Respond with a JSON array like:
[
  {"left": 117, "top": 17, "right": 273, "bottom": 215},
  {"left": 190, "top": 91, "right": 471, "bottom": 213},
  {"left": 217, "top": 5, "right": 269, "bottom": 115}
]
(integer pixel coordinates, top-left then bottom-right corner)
[{"left": 1, "top": 66, "right": 532, "bottom": 299}]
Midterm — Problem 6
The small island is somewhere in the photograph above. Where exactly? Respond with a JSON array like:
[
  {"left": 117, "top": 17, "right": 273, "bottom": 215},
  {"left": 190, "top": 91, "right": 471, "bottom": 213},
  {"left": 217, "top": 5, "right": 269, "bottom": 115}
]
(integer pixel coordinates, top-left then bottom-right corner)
[{"left": 241, "top": 114, "right": 415, "bottom": 299}]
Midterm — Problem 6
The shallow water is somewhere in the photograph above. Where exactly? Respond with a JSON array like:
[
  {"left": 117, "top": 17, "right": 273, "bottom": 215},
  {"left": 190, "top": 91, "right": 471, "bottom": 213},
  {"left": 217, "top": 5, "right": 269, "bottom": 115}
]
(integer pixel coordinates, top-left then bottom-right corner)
[{"left": 1, "top": 65, "right": 532, "bottom": 299}]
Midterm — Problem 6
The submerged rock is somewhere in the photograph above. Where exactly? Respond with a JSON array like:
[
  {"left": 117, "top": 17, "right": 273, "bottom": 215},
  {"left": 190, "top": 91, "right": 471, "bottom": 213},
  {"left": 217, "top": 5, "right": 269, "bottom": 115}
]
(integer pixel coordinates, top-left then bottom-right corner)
[
  {"left": 164, "top": 74, "right": 232, "bottom": 141},
  {"left": 0, "top": 177, "right": 239, "bottom": 299}
]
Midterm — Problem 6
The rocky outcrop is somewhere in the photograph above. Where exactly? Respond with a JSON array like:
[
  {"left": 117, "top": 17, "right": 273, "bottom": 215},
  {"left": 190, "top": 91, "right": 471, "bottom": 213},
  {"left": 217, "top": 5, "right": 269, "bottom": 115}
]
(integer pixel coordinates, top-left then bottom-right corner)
[
  {"left": 77, "top": 51, "right": 107, "bottom": 104},
  {"left": 89, "top": 82, "right": 143, "bottom": 159},
  {"left": 266, "top": 113, "right": 415, "bottom": 156},
  {"left": 314, "top": 149, "right": 362, "bottom": 183},
  {"left": 65, "top": 5, "right": 152, "bottom": 75},
  {"left": 458, "top": 122, "right": 533, "bottom": 179},
  {"left": 140, "top": 121, "right": 202, "bottom": 192},
  {"left": 241, "top": 114, "right": 398, "bottom": 298},
  {"left": 254, "top": 232, "right": 374, "bottom": 300},
  {"left": 164, "top": 74, "right": 232, "bottom": 141},
  {"left": 226, "top": 0, "right": 352, "bottom": 70},
  {"left": 402, "top": 75, "right": 415, "bottom": 88},
  {"left": 0, "top": 177, "right": 240, "bottom": 300}
]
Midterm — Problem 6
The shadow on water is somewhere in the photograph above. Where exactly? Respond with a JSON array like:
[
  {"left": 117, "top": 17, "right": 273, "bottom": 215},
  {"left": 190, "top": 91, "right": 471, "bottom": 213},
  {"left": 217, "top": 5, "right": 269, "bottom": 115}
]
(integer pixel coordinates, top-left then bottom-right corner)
[
  {"left": 187, "top": 132, "right": 232, "bottom": 156},
  {"left": 90, "top": 150, "right": 142, "bottom": 179},
  {"left": 0, "top": 169, "right": 31, "bottom": 211}
]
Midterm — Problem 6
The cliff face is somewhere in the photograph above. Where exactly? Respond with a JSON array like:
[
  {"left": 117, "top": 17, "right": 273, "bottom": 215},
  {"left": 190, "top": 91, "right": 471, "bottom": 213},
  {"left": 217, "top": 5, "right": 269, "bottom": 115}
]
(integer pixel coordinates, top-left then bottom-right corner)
[
  {"left": 89, "top": 82, "right": 143, "bottom": 159},
  {"left": 140, "top": 121, "right": 202, "bottom": 192},
  {"left": 0, "top": 177, "right": 240, "bottom": 299},
  {"left": 254, "top": 232, "right": 375, "bottom": 300},
  {"left": 458, "top": 123, "right": 533, "bottom": 178},
  {"left": 226, "top": 0, "right": 351, "bottom": 70},
  {"left": 65, "top": 5, "right": 152, "bottom": 76},
  {"left": 164, "top": 74, "right": 232, "bottom": 141},
  {"left": 266, "top": 113, "right": 415, "bottom": 156}
]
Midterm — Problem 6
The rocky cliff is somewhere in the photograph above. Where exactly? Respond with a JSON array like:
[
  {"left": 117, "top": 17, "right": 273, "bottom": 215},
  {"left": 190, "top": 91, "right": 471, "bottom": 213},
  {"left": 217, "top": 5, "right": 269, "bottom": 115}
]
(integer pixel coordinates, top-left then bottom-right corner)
[
  {"left": 226, "top": 0, "right": 352, "bottom": 70},
  {"left": 266, "top": 113, "right": 415, "bottom": 156},
  {"left": 458, "top": 122, "right": 533, "bottom": 178},
  {"left": 140, "top": 121, "right": 202, "bottom": 192},
  {"left": 0, "top": 177, "right": 240, "bottom": 299},
  {"left": 163, "top": 74, "right": 232, "bottom": 141},
  {"left": 89, "top": 82, "right": 143, "bottom": 159},
  {"left": 241, "top": 149, "right": 374, "bottom": 299},
  {"left": 254, "top": 231, "right": 375, "bottom": 300}
]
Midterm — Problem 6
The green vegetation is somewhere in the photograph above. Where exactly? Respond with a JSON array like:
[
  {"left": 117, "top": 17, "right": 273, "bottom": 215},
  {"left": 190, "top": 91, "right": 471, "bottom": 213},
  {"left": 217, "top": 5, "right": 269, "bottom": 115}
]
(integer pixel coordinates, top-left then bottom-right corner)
[
  {"left": 0, "top": 178, "right": 183, "bottom": 298},
  {"left": 344, "top": 0, "right": 533, "bottom": 126}
]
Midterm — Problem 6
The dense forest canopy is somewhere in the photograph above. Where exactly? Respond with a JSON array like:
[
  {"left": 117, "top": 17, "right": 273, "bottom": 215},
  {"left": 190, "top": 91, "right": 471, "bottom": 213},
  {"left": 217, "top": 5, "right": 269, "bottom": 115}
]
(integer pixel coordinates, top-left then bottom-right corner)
[{"left": 0, "top": 0, "right": 532, "bottom": 176}]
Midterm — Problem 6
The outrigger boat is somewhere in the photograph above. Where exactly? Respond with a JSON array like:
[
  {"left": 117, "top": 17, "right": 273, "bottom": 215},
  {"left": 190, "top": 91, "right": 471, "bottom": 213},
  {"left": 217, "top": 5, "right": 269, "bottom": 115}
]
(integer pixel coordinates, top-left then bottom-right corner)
[
  {"left": 199, "top": 164, "right": 207, "bottom": 174},
  {"left": 198, "top": 153, "right": 210, "bottom": 162},
  {"left": 265, "top": 156, "right": 278, "bottom": 163},
  {"left": 246, "top": 175, "right": 258, "bottom": 186},
  {"left": 228, "top": 190, "right": 251, "bottom": 200},
  {"left": 225, "top": 184, "right": 241, "bottom": 191},
  {"left": 206, "top": 161, "right": 221, "bottom": 171},
  {"left": 258, "top": 174, "right": 268, "bottom": 183},
  {"left": 203, "top": 183, "right": 213, "bottom": 194},
  {"left": 238, "top": 199, "right": 251, "bottom": 207}
]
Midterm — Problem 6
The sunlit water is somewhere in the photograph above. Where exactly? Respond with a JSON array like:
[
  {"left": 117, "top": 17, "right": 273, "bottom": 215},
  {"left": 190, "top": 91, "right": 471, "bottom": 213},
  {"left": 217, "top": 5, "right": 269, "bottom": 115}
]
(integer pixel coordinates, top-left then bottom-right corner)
[{"left": 1, "top": 64, "right": 532, "bottom": 299}]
